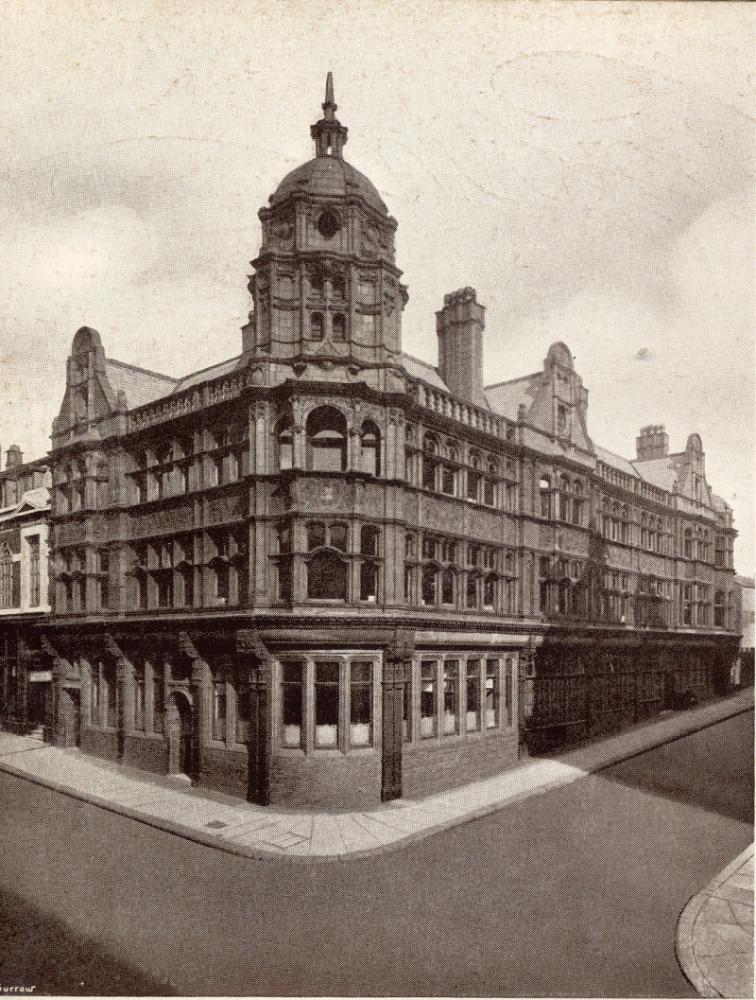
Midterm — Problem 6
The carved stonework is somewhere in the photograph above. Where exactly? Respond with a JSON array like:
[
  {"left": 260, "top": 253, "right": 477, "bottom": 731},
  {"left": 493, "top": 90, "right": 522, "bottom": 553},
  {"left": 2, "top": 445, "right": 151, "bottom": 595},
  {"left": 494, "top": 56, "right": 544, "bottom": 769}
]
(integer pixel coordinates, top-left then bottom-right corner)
[
  {"left": 132, "top": 503, "right": 193, "bottom": 537},
  {"left": 294, "top": 478, "right": 350, "bottom": 510},
  {"left": 206, "top": 492, "right": 245, "bottom": 525}
]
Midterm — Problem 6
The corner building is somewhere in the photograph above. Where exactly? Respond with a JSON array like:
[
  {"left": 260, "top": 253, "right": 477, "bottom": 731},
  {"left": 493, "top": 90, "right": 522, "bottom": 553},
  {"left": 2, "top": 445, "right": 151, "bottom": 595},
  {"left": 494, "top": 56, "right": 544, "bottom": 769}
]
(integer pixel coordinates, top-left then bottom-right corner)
[{"left": 45, "top": 79, "right": 740, "bottom": 807}]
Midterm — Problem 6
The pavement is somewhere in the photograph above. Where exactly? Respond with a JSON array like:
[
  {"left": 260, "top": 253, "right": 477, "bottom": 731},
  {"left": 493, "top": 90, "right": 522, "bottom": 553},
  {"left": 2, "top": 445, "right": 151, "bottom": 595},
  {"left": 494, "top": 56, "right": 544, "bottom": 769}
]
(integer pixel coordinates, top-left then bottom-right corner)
[
  {"left": 0, "top": 686, "right": 751, "bottom": 864},
  {"left": 676, "top": 844, "right": 754, "bottom": 999}
]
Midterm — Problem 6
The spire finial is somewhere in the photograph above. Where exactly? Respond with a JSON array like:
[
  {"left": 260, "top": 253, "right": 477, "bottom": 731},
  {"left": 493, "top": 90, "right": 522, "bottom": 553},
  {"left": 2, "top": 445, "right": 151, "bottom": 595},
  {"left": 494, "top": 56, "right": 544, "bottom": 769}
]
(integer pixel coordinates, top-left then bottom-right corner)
[
  {"left": 312, "top": 72, "right": 347, "bottom": 157},
  {"left": 323, "top": 71, "right": 336, "bottom": 121}
]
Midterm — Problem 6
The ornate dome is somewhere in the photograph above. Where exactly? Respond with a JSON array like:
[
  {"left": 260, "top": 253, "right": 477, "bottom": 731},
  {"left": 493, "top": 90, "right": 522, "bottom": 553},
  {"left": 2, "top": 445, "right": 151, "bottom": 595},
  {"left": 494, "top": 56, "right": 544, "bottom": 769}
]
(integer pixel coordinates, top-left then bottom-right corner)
[
  {"left": 270, "top": 156, "right": 387, "bottom": 214},
  {"left": 268, "top": 74, "right": 387, "bottom": 215}
]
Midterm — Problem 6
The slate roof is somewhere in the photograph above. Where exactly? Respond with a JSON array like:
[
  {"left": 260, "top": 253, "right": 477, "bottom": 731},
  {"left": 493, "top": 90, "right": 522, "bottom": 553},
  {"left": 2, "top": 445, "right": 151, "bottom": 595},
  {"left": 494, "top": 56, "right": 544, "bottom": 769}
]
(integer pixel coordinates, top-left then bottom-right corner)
[
  {"left": 594, "top": 445, "right": 641, "bottom": 479},
  {"left": 173, "top": 355, "right": 246, "bottom": 393},
  {"left": 400, "top": 353, "right": 449, "bottom": 392},
  {"left": 632, "top": 455, "right": 678, "bottom": 491},
  {"left": 484, "top": 375, "right": 538, "bottom": 422},
  {"left": 105, "top": 359, "right": 178, "bottom": 410},
  {"left": 0, "top": 486, "right": 50, "bottom": 521}
]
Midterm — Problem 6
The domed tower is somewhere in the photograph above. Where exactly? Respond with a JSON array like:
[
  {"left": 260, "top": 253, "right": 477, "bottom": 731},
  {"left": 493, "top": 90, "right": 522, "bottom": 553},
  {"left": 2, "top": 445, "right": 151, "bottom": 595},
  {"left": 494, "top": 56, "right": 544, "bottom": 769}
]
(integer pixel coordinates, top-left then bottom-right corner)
[{"left": 243, "top": 74, "right": 407, "bottom": 382}]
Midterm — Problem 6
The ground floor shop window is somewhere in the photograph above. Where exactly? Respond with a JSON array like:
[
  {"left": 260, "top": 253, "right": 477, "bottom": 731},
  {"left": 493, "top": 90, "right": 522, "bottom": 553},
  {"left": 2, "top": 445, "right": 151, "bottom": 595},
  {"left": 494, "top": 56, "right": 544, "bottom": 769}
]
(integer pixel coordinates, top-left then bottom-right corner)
[
  {"left": 212, "top": 676, "right": 226, "bottom": 741},
  {"left": 443, "top": 660, "right": 459, "bottom": 734},
  {"left": 280, "top": 658, "right": 376, "bottom": 753},
  {"left": 420, "top": 660, "right": 437, "bottom": 738},
  {"left": 350, "top": 661, "right": 372, "bottom": 747},
  {"left": 315, "top": 661, "right": 340, "bottom": 747},
  {"left": 466, "top": 659, "right": 481, "bottom": 731},
  {"left": 281, "top": 662, "right": 303, "bottom": 747},
  {"left": 485, "top": 659, "right": 499, "bottom": 728}
]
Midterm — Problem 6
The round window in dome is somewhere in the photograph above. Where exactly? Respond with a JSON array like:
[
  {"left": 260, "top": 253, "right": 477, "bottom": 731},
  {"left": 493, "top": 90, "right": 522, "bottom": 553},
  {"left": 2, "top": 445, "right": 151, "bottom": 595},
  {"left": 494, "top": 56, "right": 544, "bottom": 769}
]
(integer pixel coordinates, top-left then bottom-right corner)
[{"left": 317, "top": 211, "right": 340, "bottom": 240}]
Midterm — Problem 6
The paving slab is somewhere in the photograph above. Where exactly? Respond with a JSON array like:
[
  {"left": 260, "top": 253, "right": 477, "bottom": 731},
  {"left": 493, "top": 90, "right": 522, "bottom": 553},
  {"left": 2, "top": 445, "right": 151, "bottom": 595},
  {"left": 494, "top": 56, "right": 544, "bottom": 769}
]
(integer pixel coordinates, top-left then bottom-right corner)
[
  {"left": 0, "top": 687, "right": 751, "bottom": 863},
  {"left": 676, "top": 844, "right": 754, "bottom": 998}
]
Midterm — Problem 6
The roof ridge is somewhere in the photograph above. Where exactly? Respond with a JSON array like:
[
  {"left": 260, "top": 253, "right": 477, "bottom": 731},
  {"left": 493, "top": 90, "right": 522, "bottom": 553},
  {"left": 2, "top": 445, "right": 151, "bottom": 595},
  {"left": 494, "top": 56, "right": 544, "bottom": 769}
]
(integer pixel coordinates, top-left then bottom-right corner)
[
  {"left": 173, "top": 353, "right": 245, "bottom": 385},
  {"left": 485, "top": 372, "right": 540, "bottom": 390},
  {"left": 401, "top": 351, "right": 438, "bottom": 373},
  {"left": 106, "top": 357, "right": 178, "bottom": 382}
]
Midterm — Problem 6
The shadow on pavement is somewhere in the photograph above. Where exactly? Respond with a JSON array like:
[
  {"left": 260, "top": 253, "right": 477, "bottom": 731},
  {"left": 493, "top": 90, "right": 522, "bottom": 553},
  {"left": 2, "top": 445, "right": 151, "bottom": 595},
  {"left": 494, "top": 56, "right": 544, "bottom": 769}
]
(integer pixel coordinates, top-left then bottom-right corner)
[
  {"left": 0, "top": 886, "right": 174, "bottom": 996},
  {"left": 593, "top": 710, "right": 754, "bottom": 824}
]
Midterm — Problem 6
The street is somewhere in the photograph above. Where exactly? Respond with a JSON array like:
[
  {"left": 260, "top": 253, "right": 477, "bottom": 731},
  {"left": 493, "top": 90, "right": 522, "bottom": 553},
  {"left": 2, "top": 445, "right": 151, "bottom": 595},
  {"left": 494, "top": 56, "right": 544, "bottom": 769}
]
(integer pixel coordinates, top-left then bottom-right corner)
[{"left": 0, "top": 710, "right": 752, "bottom": 997}]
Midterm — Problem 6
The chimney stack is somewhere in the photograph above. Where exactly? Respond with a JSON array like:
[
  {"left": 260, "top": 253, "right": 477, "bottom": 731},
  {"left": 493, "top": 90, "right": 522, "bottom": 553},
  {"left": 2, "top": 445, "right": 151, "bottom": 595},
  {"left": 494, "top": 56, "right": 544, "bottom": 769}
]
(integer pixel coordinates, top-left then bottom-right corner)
[
  {"left": 5, "top": 444, "right": 22, "bottom": 469},
  {"left": 436, "top": 287, "right": 485, "bottom": 405},
  {"left": 636, "top": 425, "right": 668, "bottom": 462}
]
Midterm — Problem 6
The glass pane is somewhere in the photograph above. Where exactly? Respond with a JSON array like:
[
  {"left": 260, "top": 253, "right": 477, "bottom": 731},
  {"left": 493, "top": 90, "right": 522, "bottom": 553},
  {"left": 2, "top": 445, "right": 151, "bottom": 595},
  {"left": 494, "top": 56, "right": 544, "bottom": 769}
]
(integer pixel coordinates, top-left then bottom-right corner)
[
  {"left": 466, "top": 660, "right": 480, "bottom": 731},
  {"left": 485, "top": 659, "right": 499, "bottom": 728},
  {"left": 443, "top": 661, "right": 459, "bottom": 734},
  {"left": 315, "top": 661, "right": 339, "bottom": 747},
  {"left": 329, "top": 524, "right": 347, "bottom": 551},
  {"left": 281, "top": 663, "right": 302, "bottom": 748},
  {"left": 350, "top": 662, "right": 372, "bottom": 747},
  {"left": 420, "top": 661, "right": 437, "bottom": 738}
]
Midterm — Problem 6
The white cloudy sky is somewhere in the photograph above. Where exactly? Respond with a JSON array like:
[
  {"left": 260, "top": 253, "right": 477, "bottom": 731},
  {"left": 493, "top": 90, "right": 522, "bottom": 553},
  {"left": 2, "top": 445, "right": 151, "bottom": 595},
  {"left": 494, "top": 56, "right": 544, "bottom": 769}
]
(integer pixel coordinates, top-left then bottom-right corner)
[{"left": 0, "top": 1, "right": 753, "bottom": 573}]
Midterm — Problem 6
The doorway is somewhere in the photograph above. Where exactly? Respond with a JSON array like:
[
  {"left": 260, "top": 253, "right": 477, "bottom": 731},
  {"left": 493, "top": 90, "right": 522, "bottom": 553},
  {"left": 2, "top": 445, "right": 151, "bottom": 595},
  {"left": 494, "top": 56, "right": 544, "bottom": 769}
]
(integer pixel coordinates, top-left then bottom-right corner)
[{"left": 167, "top": 691, "right": 193, "bottom": 777}]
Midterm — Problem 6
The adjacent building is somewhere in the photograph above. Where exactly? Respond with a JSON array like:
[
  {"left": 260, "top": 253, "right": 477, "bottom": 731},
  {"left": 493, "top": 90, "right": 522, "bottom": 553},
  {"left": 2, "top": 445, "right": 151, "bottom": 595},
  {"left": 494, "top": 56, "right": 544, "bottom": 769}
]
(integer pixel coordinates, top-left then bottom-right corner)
[
  {"left": 0, "top": 446, "right": 52, "bottom": 735},
  {"left": 735, "top": 576, "right": 754, "bottom": 687},
  {"left": 41, "top": 77, "right": 740, "bottom": 807}
]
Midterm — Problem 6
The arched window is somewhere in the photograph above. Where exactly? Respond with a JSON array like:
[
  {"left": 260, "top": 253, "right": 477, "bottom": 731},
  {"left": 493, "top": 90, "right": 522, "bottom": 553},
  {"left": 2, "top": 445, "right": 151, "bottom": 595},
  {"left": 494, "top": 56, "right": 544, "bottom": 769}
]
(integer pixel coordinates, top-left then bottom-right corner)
[
  {"left": 539, "top": 476, "right": 551, "bottom": 519},
  {"left": 505, "top": 552, "right": 514, "bottom": 574},
  {"left": 703, "top": 530, "right": 710, "bottom": 563},
  {"left": 422, "top": 435, "right": 439, "bottom": 491},
  {"left": 360, "top": 561, "right": 378, "bottom": 602},
  {"left": 483, "top": 575, "right": 496, "bottom": 609},
  {"left": 621, "top": 505, "right": 629, "bottom": 544},
  {"left": 572, "top": 481, "right": 583, "bottom": 526},
  {"left": 714, "top": 590, "right": 725, "bottom": 627},
  {"left": 332, "top": 313, "right": 346, "bottom": 342},
  {"left": 309, "top": 312, "right": 324, "bottom": 341},
  {"left": 307, "top": 522, "right": 326, "bottom": 550},
  {"left": 307, "top": 551, "right": 347, "bottom": 600},
  {"left": 641, "top": 512, "right": 648, "bottom": 549},
  {"left": 559, "top": 475, "right": 570, "bottom": 522},
  {"left": 466, "top": 573, "right": 478, "bottom": 609},
  {"left": 484, "top": 460, "right": 498, "bottom": 507},
  {"left": 468, "top": 451, "right": 482, "bottom": 502},
  {"left": 405, "top": 533, "right": 416, "bottom": 559},
  {"left": 404, "top": 425, "right": 416, "bottom": 483},
  {"left": 696, "top": 527, "right": 703, "bottom": 560},
  {"left": 422, "top": 565, "right": 437, "bottom": 606},
  {"left": 276, "top": 418, "right": 293, "bottom": 471},
  {"left": 329, "top": 522, "right": 348, "bottom": 552},
  {"left": 360, "top": 421, "right": 381, "bottom": 477},
  {"left": 360, "top": 525, "right": 379, "bottom": 556},
  {"left": 684, "top": 528, "right": 692, "bottom": 558},
  {"left": 442, "top": 445, "right": 457, "bottom": 496},
  {"left": 306, "top": 406, "right": 347, "bottom": 472},
  {"left": 441, "top": 567, "right": 454, "bottom": 605}
]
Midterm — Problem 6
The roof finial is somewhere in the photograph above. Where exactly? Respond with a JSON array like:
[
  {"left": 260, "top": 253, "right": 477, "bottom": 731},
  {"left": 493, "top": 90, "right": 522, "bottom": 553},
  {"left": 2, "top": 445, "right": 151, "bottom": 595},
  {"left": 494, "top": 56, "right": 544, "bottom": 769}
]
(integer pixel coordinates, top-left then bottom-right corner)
[
  {"left": 312, "top": 72, "right": 347, "bottom": 157},
  {"left": 323, "top": 71, "right": 336, "bottom": 120}
]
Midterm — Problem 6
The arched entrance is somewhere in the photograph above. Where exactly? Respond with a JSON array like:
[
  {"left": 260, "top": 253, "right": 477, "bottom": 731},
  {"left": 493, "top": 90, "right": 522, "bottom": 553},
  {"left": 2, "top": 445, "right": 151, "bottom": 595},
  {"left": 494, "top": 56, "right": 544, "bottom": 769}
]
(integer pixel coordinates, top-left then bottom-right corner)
[{"left": 166, "top": 691, "right": 193, "bottom": 777}]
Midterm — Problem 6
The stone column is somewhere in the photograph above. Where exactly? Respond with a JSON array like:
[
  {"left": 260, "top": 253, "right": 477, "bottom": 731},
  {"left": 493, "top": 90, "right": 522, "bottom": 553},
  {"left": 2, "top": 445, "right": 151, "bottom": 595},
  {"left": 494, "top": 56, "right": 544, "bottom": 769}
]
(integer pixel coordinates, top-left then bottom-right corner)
[
  {"left": 238, "top": 631, "right": 272, "bottom": 806},
  {"left": 381, "top": 630, "right": 414, "bottom": 802}
]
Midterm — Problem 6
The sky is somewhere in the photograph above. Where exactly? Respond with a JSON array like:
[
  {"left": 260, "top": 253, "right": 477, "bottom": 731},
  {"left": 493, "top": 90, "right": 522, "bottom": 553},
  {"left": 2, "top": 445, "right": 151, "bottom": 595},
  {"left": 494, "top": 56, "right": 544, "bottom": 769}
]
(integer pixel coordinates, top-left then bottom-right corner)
[{"left": 0, "top": 0, "right": 753, "bottom": 573}]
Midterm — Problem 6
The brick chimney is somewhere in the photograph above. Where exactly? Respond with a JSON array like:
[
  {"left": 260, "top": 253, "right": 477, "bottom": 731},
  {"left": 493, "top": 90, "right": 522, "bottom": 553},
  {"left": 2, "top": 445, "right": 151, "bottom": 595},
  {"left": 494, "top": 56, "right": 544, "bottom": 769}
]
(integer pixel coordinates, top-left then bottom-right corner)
[
  {"left": 5, "top": 444, "right": 22, "bottom": 469},
  {"left": 636, "top": 425, "right": 669, "bottom": 462},
  {"left": 436, "top": 287, "right": 485, "bottom": 405}
]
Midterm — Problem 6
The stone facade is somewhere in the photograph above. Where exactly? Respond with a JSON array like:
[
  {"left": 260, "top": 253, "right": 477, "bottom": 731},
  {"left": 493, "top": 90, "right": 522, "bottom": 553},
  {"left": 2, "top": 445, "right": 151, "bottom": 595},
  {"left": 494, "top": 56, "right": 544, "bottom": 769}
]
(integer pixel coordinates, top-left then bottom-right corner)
[
  {"left": 0, "top": 448, "right": 52, "bottom": 734},
  {"left": 41, "top": 77, "right": 740, "bottom": 808}
]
